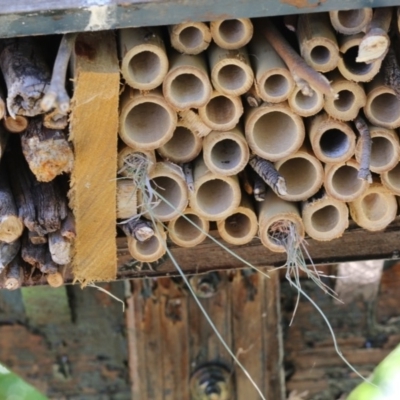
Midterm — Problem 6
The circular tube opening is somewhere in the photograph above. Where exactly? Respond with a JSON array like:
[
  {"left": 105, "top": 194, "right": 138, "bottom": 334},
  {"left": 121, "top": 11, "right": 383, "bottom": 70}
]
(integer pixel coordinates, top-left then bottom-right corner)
[
  {"left": 219, "top": 20, "right": 245, "bottom": 44},
  {"left": 370, "top": 137, "right": 394, "bottom": 169},
  {"left": 150, "top": 176, "right": 183, "bottom": 218},
  {"left": 338, "top": 9, "right": 365, "bottom": 29},
  {"left": 125, "top": 102, "right": 170, "bottom": 144},
  {"left": 170, "top": 73, "right": 205, "bottom": 106},
  {"left": 211, "top": 139, "right": 242, "bottom": 171},
  {"left": 174, "top": 214, "right": 203, "bottom": 241},
  {"left": 311, "top": 205, "right": 340, "bottom": 233},
  {"left": 129, "top": 51, "right": 161, "bottom": 85},
  {"left": 294, "top": 90, "right": 319, "bottom": 110},
  {"left": 310, "top": 45, "right": 331, "bottom": 65},
  {"left": 334, "top": 90, "right": 355, "bottom": 112},
  {"left": 197, "top": 180, "right": 233, "bottom": 216},
  {"left": 332, "top": 165, "right": 362, "bottom": 196},
  {"left": 136, "top": 235, "right": 160, "bottom": 256},
  {"left": 278, "top": 158, "right": 317, "bottom": 196},
  {"left": 361, "top": 193, "right": 387, "bottom": 221},
  {"left": 387, "top": 163, "right": 400, "bottom": 188},
  {"left": 179, "top": 27, "right": 203, "bottom": 49},
  {"left": 160, "top": 126, "right": 196, "bottom": 160},
  {"left": 343, "top": 46, "right": 372, "bottom": 76},
  {"left": 205, "top": 96, "right": 235, "bottom": 125},
  {"left": 218, "top": 65, "right": 246, "bottom": 92},
  {"left": 320, "top": 129, "right": 350, "bottom": 159},
  {"left": 253, "top": 111, "right": 297, "bottom": 155},
  {"left": 370, "top": 93, "right": 400, "bottom": 124},
  {"left": 224, "top": 213, "right": 251, "bottom": 238},
  {"left": 263, "top": 74, "right": 289, "bottom": 98}
]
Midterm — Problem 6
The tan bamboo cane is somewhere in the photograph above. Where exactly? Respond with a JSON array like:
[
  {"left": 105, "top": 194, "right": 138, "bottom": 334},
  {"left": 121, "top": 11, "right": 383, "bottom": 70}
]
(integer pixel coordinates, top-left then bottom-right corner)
[
  {"left": 297, "top": 13, "right": 339, "bottom": 73},
  {"left": 119, "top": 27, "right": 169, "bottom": 90},
  {"left": 3, "top": 115, "right": 28, "bottom": 133},
  {"left": 162, "top": 51, "right": 212, "bottom": 111},
  {"left": 210, "top": 18, "right": 253, "bottom": 50},
  {"left": 169, "top": 22, "right": 211, "bottom": 55},
  {"left": 364, "top": 74, "right": 400, "bottom": 129},
  {"left": 323, "top": 70, "right": 366, "bottom": 121},
  {"left": 178, "top": 109, "right": 212, "bottom": 138},
  {"left": 208, "top": 43, "right": 254, "bottom": 97},
  {"left": 302, "top": 190, "right": 349, "bottom": 241},
  {"left": 117, "top": 179, "right": 137, "bottom": 220},
  {"left": 202, "top": 126, "right": 249, "bottom": 177},
  {"left": 189, "top": 157, "right": 241, "bottom": 221},
  {"left": 157, "top": 122, "right": 202, "bottom": 164},
  {"left": 324, "top": 159, "right": 369, "bottom": 202},
  {"left": 308, "top": 112, "right": 356, "bottom": 164},
  {"left": 118, "top": 145, "right": 156, "bottom": 178},
  {"left": 198, "top": 91, "right": 243, "bottom": 132},
  {"left": 216, "top": 194, "right": 258, "bottom": 245},
  {"left": 245, "top": 101, "right": 304, "bottom": 162},
  {"left": 355, "top": 126, "right": 400, "bottom": 174},
  {"left": 288, "top": 85, "right": 324, "bottom": 117},
  {"left": 381, "top": 161, "right": 400, "bottom": 195},
  {"left": 248, "top": 32, "right": 294, "bottom": 103},
  {"left": 274, "top": 145, "right": 324, "bottom": 202},
  {"left": 337, "top": 34, "right": 382, "bottom": 82},
  {"left": 349, "top": 181, "right": 397, "bottom": 231},
  {"left": 168, "top": 208, "right": 209, "bottom": 248},
  {"left": 329, "top": 8, "right": 373, "bottom": 35},
  {"left": 127, "top": 222, "right": 166, "bottom": 263},
  {"left": 119, "top": 88, "right": 177, "bottom": 150},
  {"left": 258, "top": 190, "right": 304, "bottom": 253}
]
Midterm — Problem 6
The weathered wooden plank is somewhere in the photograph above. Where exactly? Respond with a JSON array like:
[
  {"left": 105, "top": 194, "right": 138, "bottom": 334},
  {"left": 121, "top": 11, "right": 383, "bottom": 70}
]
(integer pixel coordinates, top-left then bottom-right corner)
[{"left": 0, "top": 1, "right": 397, "bottom": 39}]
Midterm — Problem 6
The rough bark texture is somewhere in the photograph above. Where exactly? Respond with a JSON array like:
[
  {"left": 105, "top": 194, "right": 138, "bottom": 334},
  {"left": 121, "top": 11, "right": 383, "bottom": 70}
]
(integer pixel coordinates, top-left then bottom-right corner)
[
  {"left": 43, "top": 108, "right": 68, "bottom": 130},
  {"left": 355, "top": 116, "right": 373, "bottom": 183},
  {"left": 4, "top": 255, "right": 23, "bottom": 290},
  {"left": 121, "top": 218, "right": 154, "bottom": 242},
  {"left": 21, "top": 231, "right": 47, "bottom": 268},
  {"left": 60, "top": 210, "right": 76, "bottom": 240},
  {"left": 383, "top": 47, "right": 400, "bottom": 99},
  {"left": 48, "top": 230, "right": 72, "bottom": 265},
  {"left": 253, "top": 173, "right": 267, "bottom": 202},
  {"left": 0, "top": 239, "right": 20, "bottom": 271}
]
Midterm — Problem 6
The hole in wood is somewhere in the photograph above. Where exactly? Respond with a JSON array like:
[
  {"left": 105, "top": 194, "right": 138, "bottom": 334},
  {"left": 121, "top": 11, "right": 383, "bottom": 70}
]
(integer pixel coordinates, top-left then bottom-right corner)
[
  {"left": 210, "top": 139, "right": 242, "bottom": 171},
  {"left": 263, "top": 74, "right": 290, "bottom": 98},
  {"left": 219, "top": 19, "right": 245, "bottom": 44},
  {"left": 320, "top": 128, "right": 350, "bottom": 159},
  {"left": 361, "top": 193, "right": 387, "bottom": 221},
  {"left": 170, "top": 73, "right": 205, "bottom": 106},
  {"left": 370, "top": 93, "right": 400, "bottom": 124},
  {"left": 128, "top": 51, "right": 161, "bottom": 85},
  {"left": 332, "top": 165, "right": 362, "bottom": 196},
  {"left": 224, "top": 212, "right": 251, "bottom": 239},
  {"left": 217, "top": 64, "right": 246, "bottom": 92},
  {"left": 310, "top": 45, "right": 331, "bottom": 65},
  {"left": 197, "top": 180, "right": 234, "bottom": 216},
  {"left": 311, "top": 205, "right": 340, "bottom": 233},
  {"left": 334, "top": 90, "right": 355, "bottom": 112},
  {"left": 179, "top": 26, "right": 203, "bottom": 49}
]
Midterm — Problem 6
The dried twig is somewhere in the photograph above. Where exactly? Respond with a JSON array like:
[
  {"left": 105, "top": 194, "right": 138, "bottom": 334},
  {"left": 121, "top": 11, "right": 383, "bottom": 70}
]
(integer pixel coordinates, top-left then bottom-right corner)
[
  {"left": 253, "top": 174, "right": 266, "bottom": 202},
  {"left": 121, "top": 218, "right": 154, "bottom": 242},
  {"left": 355, "top": 116, "right": 373, "bottom": 183},
  {"left": 383, "top": 47, "right": 400, "bottom": 99}
]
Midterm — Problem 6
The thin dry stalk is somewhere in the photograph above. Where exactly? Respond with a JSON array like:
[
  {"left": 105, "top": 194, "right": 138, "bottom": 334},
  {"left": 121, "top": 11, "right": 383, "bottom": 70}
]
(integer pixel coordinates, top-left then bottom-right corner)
[
  {"left": 121, "top": 217, "right": 154, "bottom": 242},
  {"left": 355, "top": 116, "right": 372, "bottom": 183}
]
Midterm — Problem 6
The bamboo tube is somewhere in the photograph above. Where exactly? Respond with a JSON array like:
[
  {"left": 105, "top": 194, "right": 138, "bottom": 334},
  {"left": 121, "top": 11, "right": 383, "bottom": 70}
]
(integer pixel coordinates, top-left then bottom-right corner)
[
  {"left": 202, "top": 126, "right": 249, "bottom": 177},
  {"left": 208, "top": 44, "right": 254, "bottom": 97},
  {"left": 308, "top": 112, "right": 356, "bottom": 164},
  {"left": 288, "top": 85, "right": 324, "bottom": 117},
  {"left": 381, "top": 161, "right": 400, "bottom": 195},
  {"left": 349, "top": 182, "right": 397, "bottom": 231},
  {"left": 3, "top": 115, "right": 28, "bottom": 133},
  {"left": 210, "top": 19, "right": 253, "bottom": 50},
  {"left": 302, "top": 190, "right": 349, "bottom": 241},
  {"left": 329, "top": 8, "right": 373, "bottom": 35},
  {"left": 323, "top": 70, "right": 366, "bottom": 121},
  {"left": 216, "top": 194, "right": 258, "bottom": 245},
  {"left": 157, "top": 122, "right": 202, "bottom": 163},
  {"left": 355, "top": 126, "right": 400, "bottom": 174},
  {"left": 117, "top": 179, "right": 137, "bottom": 220},
  {"left": 248, "top": 33, "right": 295, "bottom": 103},
  {"left": 297, "top": 13, "right": 339, "bottom": 73},
  {"left": 324, "top": 159, "right": 369, "bottom": 202},
  {"left": 337, "top": 34, "right": 382, "bottom": 82},
  {"left": 258, "top": 190, "right": 304, "bottom": 253},
  {"left": 119, "top": 27, "right": 168, "bottom": 90},
  {"left": 168, "top": 208, "right": 209, "bottom": 248},
  {"left": 189, "top": 157, "right": 241, "bottom": 221},
  {"left": 245, "top": 102, "right": 304, "bottom": 162},
  {"left": 162, "top": 51, "right": 212, "bottom": 111},
  {"left": 275, "top": 146, "right": 324, "bottom": 202},
  {"left": 117, "top": 145, "right": 156, "bottom": 177},
  {"left": 146, "top": 162, "right": 188, "bottom": 222},
  {"left": 198, "top": 91, "right": 243, "bottom": 132},
  {"left": 127, "top": 222, "right": 166, "bottom": 263},
  {"left": 169, "top": 22, "right": 211, "bottom": 55},
  {"left": 364, "top": 74, "right": 400, "bottom": 129},
  {"left": 178, "top": 109, "right": 212, "bottom": 138},
  {"left": 119, "top": 88, "right": 177, "bottom": 150}
]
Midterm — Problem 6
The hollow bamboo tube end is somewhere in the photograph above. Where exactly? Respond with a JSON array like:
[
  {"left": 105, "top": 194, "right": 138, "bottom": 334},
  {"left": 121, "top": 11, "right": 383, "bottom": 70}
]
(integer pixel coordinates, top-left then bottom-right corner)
[
  {"left": 324, "top": 159, "right": 369, "bottom": 202},
  {"left": 168, "top": 208, "right": 209, "bottom": 248},
  {"left": 308, "top": 113, "right": 356, "bottom": 164},
  {"left": 189, "top": 158, "right": 241, "bottom": 220},
  {"left": 119, "top": 89, "right": 177, "bottom": 150},
  {"left": 216, "top": 194, "right": 258, "bottom": 245},
  {"left": 381, "top": 162, "right": 400, "bottom": 195},
  {"left": 288, "top": 86, "right": 324, "bottom": 117},
  {"left": 245, "top": 102, "right": 304, "bottom": 162},
  {"left": 349, "top": 182, "right": 397, "bottom": 231},
  {"left": 257, "top": 71, "right": 294, "bottom": 103},
  {"left": 302, "top": 191, "right": 349, "bottom": 241},
  {"left": 198, "top": 91, "right": 243, "bottom": 132},
  {"left": 128, "top": 223, "right": 166, "bottom": 263},
  {"left": 118, "top": 146, "right": 156, "bottom": 177},
  {"left": 275, "top": 148, "right": 324, "bottom": 202},
  {"left": 355, "top": 126, "right": 400, "bottom": 174},
  {"left": 169, "top": 22, "right": 211, "bottom": 54},
  {"left": 258, "top": 191, "right": 304, "bottom": 253},
  {"left": 3, "top": 115, "right": 28, "bottom": 133},
  {"left": 117, "top": 179, "right": 137, "bottom": 220},
  {"left": 210, "top": 18, "right": 253, "bottom": 50},
  {"left": 329, "top": 8, "right": 373, "bottom": 35},
  {"left": 203, "top": 127, "right": 249, "bottom": 177}
]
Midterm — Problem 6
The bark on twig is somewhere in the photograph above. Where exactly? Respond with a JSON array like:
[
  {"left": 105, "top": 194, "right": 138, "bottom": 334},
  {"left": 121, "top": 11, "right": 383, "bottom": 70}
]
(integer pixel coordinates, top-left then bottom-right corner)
[
  {"left": 29, "top": 230, "right": 47, "bottom": 245},
  {"left": 121, "top": 218, "right": 154, "bottom": 242},
  {"left": 355, "top": 116, "right": 373, "bottom": 183},
  {"left": 249, "top": 155, "right": 287, "bottom": 196},
  {"left": 383, "top": 47, "right": 400, "bottom": 99},
  {"left": 4, "top": 255, "right": 23, "bottom": 290},
  {"left": 182, "top": 162, "right": 194, "bottom": 193},
  {"left": 43, "top": 108, "right": 68, "bottom": 130},
  {"left": 49, "top": 230, "right": 72, "bottom": 265},
  {"left": 238, "top": 168, "right": 253, "bottom": 195},
  {"left": 21, "top": 231, "right": 46, "bottom": 268},
  {"left": 0, "top": 240, "right": 20, "bottom": 272},
  {"left": 253, "top": 174, "right": 267, "bottom": 202},
  {"left": 60, "top": 210, "right": 76, "bottom": 240}
]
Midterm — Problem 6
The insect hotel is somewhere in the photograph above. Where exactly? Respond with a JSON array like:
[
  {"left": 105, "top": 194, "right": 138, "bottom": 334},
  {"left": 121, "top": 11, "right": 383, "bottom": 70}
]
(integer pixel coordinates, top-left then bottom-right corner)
[{"left": 0, "top": 1, "right": 400, "bottom": 399}]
